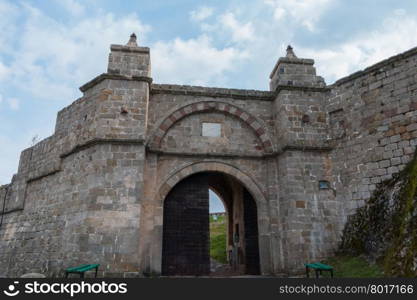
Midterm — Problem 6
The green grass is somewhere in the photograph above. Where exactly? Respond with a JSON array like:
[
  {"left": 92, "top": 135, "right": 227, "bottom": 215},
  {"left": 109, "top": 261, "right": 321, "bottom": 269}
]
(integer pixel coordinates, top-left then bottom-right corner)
[
  {"left": 320, "top": 255, "right": 384, "bottom": 277},
  {"left": 208, "top": 215, "right": 383, "bottom": 277},
  {"left": 210, "top": 215, "right": 227, "bottom": 264}
]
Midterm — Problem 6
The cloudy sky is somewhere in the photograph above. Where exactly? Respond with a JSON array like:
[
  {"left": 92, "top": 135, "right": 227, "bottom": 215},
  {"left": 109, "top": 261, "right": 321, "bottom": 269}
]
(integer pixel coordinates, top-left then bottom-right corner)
[{"left": 1, "top": 0, "right": 417, "bottom": 199}]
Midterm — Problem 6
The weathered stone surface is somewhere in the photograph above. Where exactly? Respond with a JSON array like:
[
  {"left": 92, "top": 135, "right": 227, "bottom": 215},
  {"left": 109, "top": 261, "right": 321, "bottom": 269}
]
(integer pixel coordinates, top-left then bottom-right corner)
[
  {"left": 20, "top": 273, "right": 46, "bottom": 278},
  {"left": 340, "top": 150, "right": 417, "bottom": 276},
  {"left": 0, "top": 36, "right": 416, "bottom": 277}
]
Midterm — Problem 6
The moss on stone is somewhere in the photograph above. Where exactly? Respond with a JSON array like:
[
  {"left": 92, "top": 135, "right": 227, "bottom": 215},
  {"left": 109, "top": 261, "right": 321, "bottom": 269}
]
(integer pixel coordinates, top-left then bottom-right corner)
[{"left": 340, "top": 149, "right": 417, "bottom": 277}]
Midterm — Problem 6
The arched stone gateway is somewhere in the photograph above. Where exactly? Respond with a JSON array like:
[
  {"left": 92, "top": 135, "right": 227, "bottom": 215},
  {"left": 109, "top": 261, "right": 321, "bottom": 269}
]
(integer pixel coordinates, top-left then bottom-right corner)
[
  {"left": 155, "top": 162, "right": 267, "bottom": 208},
  {"left": 2, "top": 34, "right": 416, "bottom": 277},
  {"left": 148, "top": 161, "right": 272, "bottom": 276},
  {"left": 161, "top": 171, "right": 260, "bottom": 276}
]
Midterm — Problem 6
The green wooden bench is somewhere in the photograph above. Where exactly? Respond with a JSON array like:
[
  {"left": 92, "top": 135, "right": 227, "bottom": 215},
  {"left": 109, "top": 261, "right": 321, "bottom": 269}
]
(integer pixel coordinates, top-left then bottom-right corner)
[
  {"left": 305, "top": 262, "right": 334, "bottom": 278},
  {"left": 65, "top": 264, "right": 100, "bottom": 278}
]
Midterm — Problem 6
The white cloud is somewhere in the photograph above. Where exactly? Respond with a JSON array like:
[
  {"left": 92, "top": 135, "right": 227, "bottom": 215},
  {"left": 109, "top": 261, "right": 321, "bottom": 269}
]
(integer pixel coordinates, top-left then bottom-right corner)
[
  {"left": 0, "top": 1, "right": 253, "bottom": 109},
  {"left": 219, "top": 13, "right": 255, "bottom": 43},
  {"left": 0, "top": 94, "right": 19, "bottom": 110},
  {"left": 3, "top": 3, "right": 150, "bottom": 102},
  {"left": 2, "top": 2, "right": 415, "bottom": 101},
  {"left": 54, "top": 0, "right": 85, "bottom": 16},
  {"left": 394, "top": 8, "right": 406, "bottom": 16},
  {"left": 265, "top": 0, "right": 333, "bottom": 31},
  {"left": 2, "top": 2, "right": 248, "bottom": 99},
  {"left": 7, "top": 98, "right": 19, "bottom": 110},
  {"left": 152, "top": 35, "right": 248, "bottom": 85},
  {"left": 299, "top": 14, "right": 417, "bottom": 83},
  {"left": 0, "top": 1, "right": 19, "bottom": 54},
  {"left": 190, "top": 6, "right": 214, "bottom": 21},
  {"left": 0, "top": 61, "right": 9, "bottom": 80}
]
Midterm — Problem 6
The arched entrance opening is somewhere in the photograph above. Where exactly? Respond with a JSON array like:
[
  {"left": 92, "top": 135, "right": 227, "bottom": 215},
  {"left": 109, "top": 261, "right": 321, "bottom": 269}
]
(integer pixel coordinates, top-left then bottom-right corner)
[
  {"left": 208, "top": 189, "right": 227, "bottom": 273},
  {"left": 161, "top": 171, "right": 260, "bottom": 276}
]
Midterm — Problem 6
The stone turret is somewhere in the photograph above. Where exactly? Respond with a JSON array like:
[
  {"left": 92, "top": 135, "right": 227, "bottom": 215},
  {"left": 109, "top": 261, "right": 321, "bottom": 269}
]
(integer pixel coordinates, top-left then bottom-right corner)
[
  {"left": 107, "top": 33, "right": 151, "bottom": 78},
  {"left": 269, "top": 45, "right": 325, "bottom": 91},
  {"left": 270, "top": 45, "right": 329, "bottom": 150},
  {"left": 76, "top": 33, "right": 152, "bottom": 140}
]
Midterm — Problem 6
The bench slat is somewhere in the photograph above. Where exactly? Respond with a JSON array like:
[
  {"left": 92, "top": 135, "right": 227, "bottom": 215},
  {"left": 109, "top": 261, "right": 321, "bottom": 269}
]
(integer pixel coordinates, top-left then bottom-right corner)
[
  {"left": 305, "top": 262, "right": 333, "bottom": 270},
  {"left": 66, "top": 264, "right": 90, "bottom": 272},
  {"left": 66, "top": 264, "right": 100, "bottom": 273},
  {"left": 313, "top": 263, "right": 333, "bottom": 270}
]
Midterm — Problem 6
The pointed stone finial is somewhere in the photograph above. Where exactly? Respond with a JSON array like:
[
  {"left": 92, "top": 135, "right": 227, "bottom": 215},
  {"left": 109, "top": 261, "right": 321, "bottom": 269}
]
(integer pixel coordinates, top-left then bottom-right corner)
[
  {"left": 286, "top": 45, "right": 297, "bottom": 58},
  {"left": 126, "top": 33, "right": 138, "bottom": 47}
]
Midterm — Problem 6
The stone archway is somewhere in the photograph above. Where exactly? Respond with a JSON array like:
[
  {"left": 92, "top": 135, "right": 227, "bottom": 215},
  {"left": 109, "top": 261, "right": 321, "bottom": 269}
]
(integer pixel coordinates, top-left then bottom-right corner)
[
  {"left": 161, "top": 171, "right": 260, "bottom": 276},
  {"left": 149, "top": 161, "right": 272, "bottom": 276},
  {"left": 147, "top": 101, "right": 274, "bottom": 153},
  {"left": 155, "top": 162, "right": 267, "bottom": 208}
]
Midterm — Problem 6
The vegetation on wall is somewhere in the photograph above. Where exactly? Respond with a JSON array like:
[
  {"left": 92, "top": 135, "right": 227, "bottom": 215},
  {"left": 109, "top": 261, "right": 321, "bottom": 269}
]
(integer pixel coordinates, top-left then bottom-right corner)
[{"left": 340, "top": 150, "right": 417, "bottom": 277}]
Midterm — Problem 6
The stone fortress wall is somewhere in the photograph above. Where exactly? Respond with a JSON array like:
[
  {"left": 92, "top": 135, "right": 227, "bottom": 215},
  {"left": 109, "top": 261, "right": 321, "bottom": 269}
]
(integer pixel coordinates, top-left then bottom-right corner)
[{"left": 0, "top": 34, "right": 416, "bottom": 277}]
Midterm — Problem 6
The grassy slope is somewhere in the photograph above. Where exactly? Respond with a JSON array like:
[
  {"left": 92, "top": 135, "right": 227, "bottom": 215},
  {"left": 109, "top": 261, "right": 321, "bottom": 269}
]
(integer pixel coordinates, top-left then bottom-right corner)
[
  {"left": 322, "top": 255, "right": 384, "bottom": 277},
  {"left": 209, "top": 216, "right": 383, "bottom": 276},
  {"left": 210, "top": 215, "right": 227, "bottom": 264}
]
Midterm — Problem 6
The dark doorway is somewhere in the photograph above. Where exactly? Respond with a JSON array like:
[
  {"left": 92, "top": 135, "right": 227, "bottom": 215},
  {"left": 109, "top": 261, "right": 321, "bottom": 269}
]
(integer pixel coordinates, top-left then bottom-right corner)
[
  {"left": 162, "top": 173, "right": 210, "bottom": 275},
  {"left": 161, "top": 171, "right": 260, "bottom": 276}
]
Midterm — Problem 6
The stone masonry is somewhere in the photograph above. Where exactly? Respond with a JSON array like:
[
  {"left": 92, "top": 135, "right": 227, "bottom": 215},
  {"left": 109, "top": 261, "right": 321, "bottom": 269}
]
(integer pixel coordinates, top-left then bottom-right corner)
[{"left": 0, "top": 33, "right": 416, "bottom": 277}]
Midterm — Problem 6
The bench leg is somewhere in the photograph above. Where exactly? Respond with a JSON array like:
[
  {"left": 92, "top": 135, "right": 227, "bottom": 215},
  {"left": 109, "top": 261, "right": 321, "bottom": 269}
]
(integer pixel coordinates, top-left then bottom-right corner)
[
  {"left": 330, "top": 269, "right": 334, "bottom": 278},
  {"left": 315, "top": 270, "right": 319, "bottom": 278},
  {"left": 95, "top": 267, "right": 98, "bottom": 278},
  {"left": 306, "top": 266, "right": 309, "bottom": 278},
  {"left": 80, "top": 272, "right": 84, "bottom": 279},
  {"left": 65, "top": 272, "right": 68, "bottom": 278}
]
